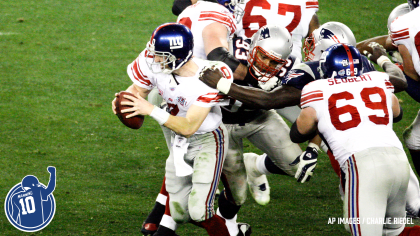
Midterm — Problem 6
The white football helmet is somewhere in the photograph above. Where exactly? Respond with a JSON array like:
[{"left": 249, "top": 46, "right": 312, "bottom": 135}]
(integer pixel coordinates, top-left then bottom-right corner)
[
  {"left": 387, "top": 3, "right": 411, "bottom": 30},
  {"left": 303, "top": 22, "right": 356, "bottom": 62},
  {"left": 247, "top": 25, "right": 293, "bottom": 82}
]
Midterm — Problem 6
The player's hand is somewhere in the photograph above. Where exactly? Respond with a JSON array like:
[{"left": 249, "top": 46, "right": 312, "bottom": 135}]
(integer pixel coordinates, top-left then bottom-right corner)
[
  {"left": 199, "top": 65, "right": 223, "bottom": 89},
  {"left": 121, "top": 93, "right": 154, "bottom": 118},
  {"left": 112, "top": 94, "right": 118, "bottom": 114},
  {"left": 363, "top": 42, "right": 388, "bottom": 64},
  {"left": 47, "top": 166, "right": 56, "bottom": 175},
  {"left": 258, "top": 76, "right": 281, "bottom": 91},
  {"left": 289, "top": 145, "right": 318, "bottom": 183}
]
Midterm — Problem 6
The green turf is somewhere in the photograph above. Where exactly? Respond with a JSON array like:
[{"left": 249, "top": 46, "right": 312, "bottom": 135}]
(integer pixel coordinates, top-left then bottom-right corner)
[{"left": 0, "top": 0, "right": 418, "bottom": 235}]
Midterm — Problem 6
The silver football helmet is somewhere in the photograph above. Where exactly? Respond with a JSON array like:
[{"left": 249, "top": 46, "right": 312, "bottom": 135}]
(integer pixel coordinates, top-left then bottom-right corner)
[
  {"left": 303, "top": 21, "right": 356, "bottom": 62},
  {"left": 387, "top": 3, "right": 411, "bottom": 30},
  {"left": 247, "top": 25, "right": 293, "bottom": 82}
]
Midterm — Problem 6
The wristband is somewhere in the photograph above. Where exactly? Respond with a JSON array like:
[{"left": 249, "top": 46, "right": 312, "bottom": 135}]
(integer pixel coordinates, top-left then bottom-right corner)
[
  {"left": 216, "top": 77, "right": 232, "bottom": 94},
  {"left": 150, "top": 106, "right": 170, "bottom": 125},
  {"left": 377, "top": 55, "right": 391, "bottom": 69},
  {"left": 307, "top": 142, "right": 320, "bottom": 152}
]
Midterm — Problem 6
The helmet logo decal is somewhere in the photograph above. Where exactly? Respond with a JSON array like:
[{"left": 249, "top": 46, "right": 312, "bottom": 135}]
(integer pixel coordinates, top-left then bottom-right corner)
[
  {"left": 320, "top": 29, "right": 341, "bottom": 43},
  {"left": 259, "top": 27, "right": 271, "bottom": 40},
  {"left": 341, "top": 59, "right": 349, "bottom": 66},
  {"left": 169, "top": 36, "right": 183, "bottom": 49}
]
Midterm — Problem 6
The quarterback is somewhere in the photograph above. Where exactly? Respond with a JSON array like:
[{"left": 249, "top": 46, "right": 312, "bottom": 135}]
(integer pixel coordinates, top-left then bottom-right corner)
[{"left": 112, "top": 23, "right": 237, "bottom": 236}]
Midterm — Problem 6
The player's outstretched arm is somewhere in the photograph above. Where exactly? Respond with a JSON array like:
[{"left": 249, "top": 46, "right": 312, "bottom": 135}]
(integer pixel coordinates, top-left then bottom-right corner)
[
  {"left": 357, "top": 35, "right": 397, "bottom": 53},
  {"left": 44, "top": 166, "right": 56, "bottom": 196},
  {"left": 199, "top": 67, "right": 301, "bottom": 109},
  {"left": 363, "top": 43, "right": 407, "bottom": 92}
]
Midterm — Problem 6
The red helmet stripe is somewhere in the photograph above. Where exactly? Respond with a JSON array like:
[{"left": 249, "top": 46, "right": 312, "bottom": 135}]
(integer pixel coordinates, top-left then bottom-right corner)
[
  {"left": 150, "top": 22, "right": 179, "bottom": 43},
  {"left": 342, "top": 43, "right": 354, "bottom": 76}
]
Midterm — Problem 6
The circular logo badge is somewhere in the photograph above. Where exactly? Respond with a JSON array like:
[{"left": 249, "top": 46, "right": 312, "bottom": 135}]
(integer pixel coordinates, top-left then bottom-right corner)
[{"left": 4, "top": 173, "right": 56, "bottom": 232}]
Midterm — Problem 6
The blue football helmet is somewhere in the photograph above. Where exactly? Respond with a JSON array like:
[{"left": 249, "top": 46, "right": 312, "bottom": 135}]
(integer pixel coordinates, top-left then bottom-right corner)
[
  {"left": 22, "top": 175, "right": 40, "bottom": 190},
  {"left": 408, "top": 0, "right": 419, "bottom": 10},
  {"left": 318, "top": 43, "right": 363, "bottom": 79},
  {"left": 146, "top": 23, "right": 194, "bottom": 74}
]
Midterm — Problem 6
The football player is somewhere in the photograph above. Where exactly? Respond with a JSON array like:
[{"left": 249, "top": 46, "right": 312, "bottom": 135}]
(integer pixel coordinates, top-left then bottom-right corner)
[
  {"left": 112, "top": 23, "right": 238, "bottom": 236},
  {"left": 356, "top": 1, "right": 420, "bottom": 218},
  {"left": 290, "top": 43, "right": 414, "bottom": 236},
  {"left": 142, "top": 1, "right": 251, "bottom": 235}
]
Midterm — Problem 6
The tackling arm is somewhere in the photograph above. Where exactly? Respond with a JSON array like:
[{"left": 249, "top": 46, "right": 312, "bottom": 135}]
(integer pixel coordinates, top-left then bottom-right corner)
[
  {"left": 356, "top": 35, "right": 397, "bottom": 53},
  {"left": 199, "top": 67, "right": 301, "bottom": 109},
  {"left": 227, "top": 83, "right": 302, "bottom": 109},
  {"left": 362, "top": 43, "right": 407, "bottom": 92}
]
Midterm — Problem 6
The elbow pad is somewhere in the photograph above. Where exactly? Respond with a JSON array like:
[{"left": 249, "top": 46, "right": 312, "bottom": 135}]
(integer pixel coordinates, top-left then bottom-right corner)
[
  {"left": 172, "top": 0, "right": 193, "bottom": 16},
  {"left": 289, "top": 122, "right": 317, "bottom": 143},
  {"left": 393, "top": 106, "right": 403, "bottom": 123},
  {"left": 207, "top": 47, "right": 241, "bottom": 72}
]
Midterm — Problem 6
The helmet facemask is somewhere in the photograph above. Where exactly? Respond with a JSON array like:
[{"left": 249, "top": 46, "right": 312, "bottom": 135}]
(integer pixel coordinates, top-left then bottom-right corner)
[
  {"left": 248, "top": 46, "right": 287, "bottom": 82},
  {"left": 145, "top": 40, "right": 191, "bottom": 74},
  {"left": 231, "top": 0, "right": 245, "bottom": 24},
  {"left": 303, "top": 32, "right": 316, "bottom": 61}
]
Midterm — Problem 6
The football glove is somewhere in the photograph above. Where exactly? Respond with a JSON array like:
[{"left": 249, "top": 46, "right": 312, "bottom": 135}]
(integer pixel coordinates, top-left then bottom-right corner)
[
  {"left": 389, "top": 51, "right": 403, "bottom": 64},
  {"left": 289, "top": 143, "right": 319, "bottom": 183},
  {"left": 258, "top": 76, "right": 281, "bottom": 91}
]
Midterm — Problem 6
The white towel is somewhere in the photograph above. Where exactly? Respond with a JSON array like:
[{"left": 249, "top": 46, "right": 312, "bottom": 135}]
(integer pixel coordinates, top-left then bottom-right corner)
[{"left": 173, "top": 135, "right": 193, "bottom": 177}]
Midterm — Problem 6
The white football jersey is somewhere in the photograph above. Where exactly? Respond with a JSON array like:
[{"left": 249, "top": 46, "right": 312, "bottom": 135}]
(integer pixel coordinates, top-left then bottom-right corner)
[
  {"left": 300, "top": 72, "right": 403, "bottom": 167},
  {"left": 237, "top": 0, "right": 319, "bottom": 60},
  {"left": 389, "top": 7, "right": 420, "bottom": 77},
  {"left": 127, "top": 50, "right": 232, "bottom": 134},
  {"left": 177, "top": 1, "right": 237, "bottom": 60}
]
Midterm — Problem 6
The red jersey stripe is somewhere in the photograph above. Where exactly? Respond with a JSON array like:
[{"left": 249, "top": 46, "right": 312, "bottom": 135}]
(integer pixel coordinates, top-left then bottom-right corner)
[
  {"left": 131, "top": 60, "right": 152, "bottom": 86},
  {"left": 301, "top": 98, "right": 323, "bottom": 107}
]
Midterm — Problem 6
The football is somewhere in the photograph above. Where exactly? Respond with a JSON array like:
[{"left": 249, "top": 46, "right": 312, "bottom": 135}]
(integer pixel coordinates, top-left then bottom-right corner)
[{"left": 115, "top": 91, "right": 144, "bottom": 129}]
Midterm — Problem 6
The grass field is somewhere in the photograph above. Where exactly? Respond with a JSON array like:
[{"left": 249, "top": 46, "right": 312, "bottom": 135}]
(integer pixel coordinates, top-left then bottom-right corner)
[{"left": 1, "top": 0, "right": 419, "bottom": 235}]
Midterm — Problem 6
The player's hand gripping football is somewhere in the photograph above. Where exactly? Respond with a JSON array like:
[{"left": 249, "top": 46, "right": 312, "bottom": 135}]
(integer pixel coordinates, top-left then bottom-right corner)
[
  {"left": 120, "top": 93, "right": 154, "bottom": 118},
  {"left": 363, "top": 42, "right": 388, "bottom": 65},
  {"left": 199, "top": 65, "right": 223, "bottom": 89},
  {"left": 289, "top": 144, "right": 319, "bottom": 183}
]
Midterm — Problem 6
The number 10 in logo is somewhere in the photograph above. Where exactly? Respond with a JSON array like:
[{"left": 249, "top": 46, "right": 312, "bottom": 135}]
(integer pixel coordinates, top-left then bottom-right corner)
[{"left": 4, "top": 167, "right": 56, "bottom": 232}]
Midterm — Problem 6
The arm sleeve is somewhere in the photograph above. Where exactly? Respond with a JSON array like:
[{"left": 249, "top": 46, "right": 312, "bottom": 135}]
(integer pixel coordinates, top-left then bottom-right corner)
[{"left": 127, "top": 50, "right": 155, "bottom": 90}]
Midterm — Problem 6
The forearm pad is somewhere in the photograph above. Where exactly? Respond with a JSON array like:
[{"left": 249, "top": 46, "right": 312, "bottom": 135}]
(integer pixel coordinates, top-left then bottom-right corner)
[
  {"left": 394, "top": 106, "right": 403, "bottom": 123},
  {"left": 207, "top": 47, "right": 241, "bottom": 72},
  {"left": 172, "top": 0, "right": 193, "bottom": 16},
  {"left": 290, "top": 122, "right": 317, "bottom": 143}
]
